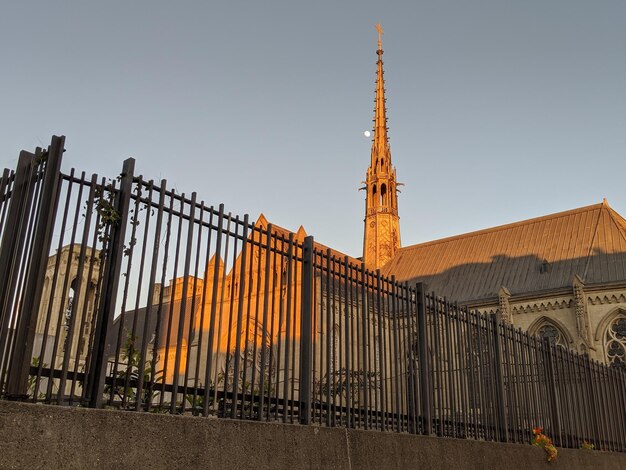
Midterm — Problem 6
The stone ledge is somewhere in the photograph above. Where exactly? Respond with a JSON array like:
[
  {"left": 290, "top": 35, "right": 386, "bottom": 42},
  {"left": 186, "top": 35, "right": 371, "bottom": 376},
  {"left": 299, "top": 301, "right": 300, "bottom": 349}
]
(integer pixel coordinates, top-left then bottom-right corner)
[{"left": 1, "top": 401, "right": 625, "bottom": 469}]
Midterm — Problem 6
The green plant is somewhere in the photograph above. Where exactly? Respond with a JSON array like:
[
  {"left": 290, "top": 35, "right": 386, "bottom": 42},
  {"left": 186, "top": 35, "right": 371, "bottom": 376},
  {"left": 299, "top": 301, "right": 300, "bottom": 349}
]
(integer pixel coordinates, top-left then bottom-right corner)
[
  {"left": 532, "top": 427, "right": 558, "bottom": 462},
  {"left": 581, "top": 440, "right": 595, "bottom": 450},
  {"left": 27, "top": 356, "right": 45, "bottom": 399},
  {"left": 27, "top": 356, "right": 59, "bottom": 400},
  {"left": 105, "top": 333, "right": 163, "bottom": 407},
  {"left": 184, "top": 389, "right": 215, "bottom": 415},
  {"left": 316, "top": 368, "right": 379, "bottom": 408},
  {"left": 92, "top": 179, "right": 120, "bottom": 247}
]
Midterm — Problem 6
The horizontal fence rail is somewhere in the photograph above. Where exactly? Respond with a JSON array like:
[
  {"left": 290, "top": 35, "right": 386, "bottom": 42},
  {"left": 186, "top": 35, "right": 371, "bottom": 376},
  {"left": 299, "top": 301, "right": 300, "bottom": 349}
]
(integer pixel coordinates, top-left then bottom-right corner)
[{"left": 0, "top": 136, "right": 625, "bottom": 453}]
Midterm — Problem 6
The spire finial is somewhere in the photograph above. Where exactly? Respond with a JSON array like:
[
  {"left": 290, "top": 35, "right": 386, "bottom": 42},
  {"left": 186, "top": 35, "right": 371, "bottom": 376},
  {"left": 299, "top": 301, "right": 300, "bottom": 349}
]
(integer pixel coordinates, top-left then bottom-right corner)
[
  {"left": 375, "top": 22, "right": 384, "bottom": 50},
  {"left": 371, "top": 22, "right": 390, "bottom": 165}
]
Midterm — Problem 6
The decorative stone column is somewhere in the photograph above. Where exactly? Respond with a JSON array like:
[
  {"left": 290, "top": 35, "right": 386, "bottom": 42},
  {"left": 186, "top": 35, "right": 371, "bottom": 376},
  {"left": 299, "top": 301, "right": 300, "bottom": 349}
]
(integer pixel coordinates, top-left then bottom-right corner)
[
  {"left": 498, "top": 286, "right": 512, "bottom": 324},
  {"left": 573, "top": 275, "right": 593, "bottom": 352}
]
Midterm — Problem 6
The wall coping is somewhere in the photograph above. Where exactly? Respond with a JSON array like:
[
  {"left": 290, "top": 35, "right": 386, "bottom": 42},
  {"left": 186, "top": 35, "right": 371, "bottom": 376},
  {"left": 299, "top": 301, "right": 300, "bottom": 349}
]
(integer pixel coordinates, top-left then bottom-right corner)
[{"left": 1, "top": 401, "right": 625, "bottom": 469}]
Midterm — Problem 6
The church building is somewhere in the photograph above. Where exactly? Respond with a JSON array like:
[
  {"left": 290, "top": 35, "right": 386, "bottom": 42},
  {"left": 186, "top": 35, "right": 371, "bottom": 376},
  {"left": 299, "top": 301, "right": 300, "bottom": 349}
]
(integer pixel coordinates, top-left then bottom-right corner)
[
  {"left": 30, "top": 26, "right": 626, "bottom": 399},
  {"left": 365, "top": 25, "right": 626, "bottom": 370}
]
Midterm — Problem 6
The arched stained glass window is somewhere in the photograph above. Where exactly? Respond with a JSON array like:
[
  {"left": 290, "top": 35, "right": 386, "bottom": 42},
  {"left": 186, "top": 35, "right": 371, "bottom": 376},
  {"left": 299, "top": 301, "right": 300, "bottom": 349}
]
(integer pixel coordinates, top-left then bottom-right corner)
[
  {"left": 537, "top": 324, "right": 566, "bottom": 348},
  {"left": 605, "top": 315, "right": 626, "bottom": 371}
]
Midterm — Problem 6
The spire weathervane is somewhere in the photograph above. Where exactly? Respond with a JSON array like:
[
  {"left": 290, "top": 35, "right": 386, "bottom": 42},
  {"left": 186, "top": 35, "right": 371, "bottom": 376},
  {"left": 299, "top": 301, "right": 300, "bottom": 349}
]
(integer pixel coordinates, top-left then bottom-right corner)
[{"left": 375, "top": 22, "right": 384, "bottom": 50}]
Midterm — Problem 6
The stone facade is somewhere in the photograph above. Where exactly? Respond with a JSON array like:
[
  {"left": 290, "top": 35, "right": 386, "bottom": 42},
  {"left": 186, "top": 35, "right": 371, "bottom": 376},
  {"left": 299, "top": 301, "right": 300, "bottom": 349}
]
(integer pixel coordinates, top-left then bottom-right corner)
[
  {"left": 467, "top": 281, "right": 626, "bottom": 366},
  {"left": 34, "top": 244, "right": 101, "bottom": 373}
]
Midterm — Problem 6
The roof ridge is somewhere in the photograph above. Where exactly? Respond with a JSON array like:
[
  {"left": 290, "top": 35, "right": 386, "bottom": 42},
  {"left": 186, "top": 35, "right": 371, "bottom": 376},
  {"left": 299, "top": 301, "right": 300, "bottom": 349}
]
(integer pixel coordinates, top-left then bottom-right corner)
[
  {"left": 606, "top": 205, "right": 626, "bottom": 244},
  {"left": 399, "top": 202, "right": 605, "bottom": 252},
  {"left": 258, "top": 215, "right": 361, "bottom": 264},
  {"left": 313, "top": 239, "right": 362, "bottom": 264},
  {"left": 582, "top": 204, "right": 604, "bottom": 280}
]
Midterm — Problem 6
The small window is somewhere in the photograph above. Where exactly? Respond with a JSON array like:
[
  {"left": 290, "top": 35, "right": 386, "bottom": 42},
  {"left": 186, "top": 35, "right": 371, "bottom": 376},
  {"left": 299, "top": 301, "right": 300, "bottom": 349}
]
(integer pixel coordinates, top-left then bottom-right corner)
[
  {"left": 537, "top": 324, "right": 566, "bottom": 347},
  {"left": 605, "top": 315, "right": 626, "bottom": 371}
]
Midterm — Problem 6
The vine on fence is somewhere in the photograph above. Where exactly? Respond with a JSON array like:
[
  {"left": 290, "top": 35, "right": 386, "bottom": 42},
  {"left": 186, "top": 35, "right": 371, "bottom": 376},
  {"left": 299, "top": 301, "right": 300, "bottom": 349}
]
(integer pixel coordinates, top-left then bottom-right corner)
[{"left": 90, "top": 175, "right": 121, "bottom": 248}]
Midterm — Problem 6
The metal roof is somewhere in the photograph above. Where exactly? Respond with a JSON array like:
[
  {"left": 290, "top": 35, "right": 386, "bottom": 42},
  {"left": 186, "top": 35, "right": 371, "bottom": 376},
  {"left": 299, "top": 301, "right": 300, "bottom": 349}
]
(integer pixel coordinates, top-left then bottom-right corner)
[{"left": 383, "top": 201, "right": 626, "bottom": 303}]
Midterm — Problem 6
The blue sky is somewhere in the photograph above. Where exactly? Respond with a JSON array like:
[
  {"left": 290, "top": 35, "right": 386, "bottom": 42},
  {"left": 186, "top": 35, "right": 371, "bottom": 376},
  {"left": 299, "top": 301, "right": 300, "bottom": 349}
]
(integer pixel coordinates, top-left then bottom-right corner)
[{"left": 1, "top": 1, "right": 625, "bottom": 257}]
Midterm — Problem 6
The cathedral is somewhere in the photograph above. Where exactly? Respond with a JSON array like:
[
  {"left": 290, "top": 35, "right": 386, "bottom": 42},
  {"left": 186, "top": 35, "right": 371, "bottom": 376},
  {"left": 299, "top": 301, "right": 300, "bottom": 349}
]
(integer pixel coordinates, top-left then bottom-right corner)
[
  {"left": 31, "top": 26, "right": 626, "bottom": 393},
  {"left": 365, "top": 26, "right": 626, "bottom": 369}
]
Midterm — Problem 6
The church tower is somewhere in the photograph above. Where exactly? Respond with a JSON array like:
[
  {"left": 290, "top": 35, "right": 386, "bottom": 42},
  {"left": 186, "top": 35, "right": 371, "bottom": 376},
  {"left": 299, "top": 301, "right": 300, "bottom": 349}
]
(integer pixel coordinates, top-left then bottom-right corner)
[{"left": 362, "top": 24, "right": 401, "bottom": 270}]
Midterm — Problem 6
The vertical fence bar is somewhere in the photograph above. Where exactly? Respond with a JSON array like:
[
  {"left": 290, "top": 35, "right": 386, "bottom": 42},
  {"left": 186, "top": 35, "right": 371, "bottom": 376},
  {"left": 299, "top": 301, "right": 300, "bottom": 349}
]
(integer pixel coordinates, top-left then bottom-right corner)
[
  {"left": 454, "top": 303, "right": 468, "bottom": 439},
  {"left": 360, "top": 263, "right": 369, "bottom": 429},
  {"left": 87, "top": 158, "right": 135, "bottom": 408},
  {"left": 5, "top": 136, "right": 64, "bottom": 399},
  {"left": 272, "top": 235, "right": 285, "bottom": 421},
  {"left": 481, "top": 313, "right": 492, "bottom": 440},
  {"left": 375, "top": 269, "right": 384, "bottom": 431},
  {"left": 490, "top": 313, "right": 508, "bottom": 443},
  {"left": 344, "top": 256, "right": 352, "bottom": 428},
  {"left": 416, "top": 283, "right": 432, "bottom": 435},
  {"left": 171, "top": 192, "right": 197, "bottom": 412},
  {"left": 203, "top": 204, "right": 224, "bottom": 415},
  {"left": 127, "top": 181, "right": 154, "bottom": 409},
  {"left": 68, "top": 174, "right": 99, "bottom": 404},
  {"left": 289, "top": 242, "right": 300, "bottom": 423},
  {"left": 138, "top": 181, "right": 166, "bottom": 411},
  {"left": 256, "top": 223, "right": 271, "bottom": 419},
  {"left": 405, "top": 283, "right": 418, "bottom": 434},
  {"left": 281, "top": 233, "right": 294, "bottom": 422},
  {"left": 391, "top": 277, "right": 401, "bottom": 433},
  {"left": 324, "top": 249, "right": 332, "bottom": 426},
  {"left": 543, "top": 338, "right": 562, "bottom": 447},
  {"left": 442, "top": 299, "right": 454, "bottom": 438},
  {"left": 431, "top": 296, "right": 443, "bottom": 436},
  {"left": 55, "top": 177, "right": 85, "bottom": 405},
  {"left": 467, "top": 307, "right": 477, "bottom": 439},
  {"left": 299, "top": 235, "right": 313, "bottom": 425},
  {"left": 230, "top": 214, "right": 249, "bottom": 419}
]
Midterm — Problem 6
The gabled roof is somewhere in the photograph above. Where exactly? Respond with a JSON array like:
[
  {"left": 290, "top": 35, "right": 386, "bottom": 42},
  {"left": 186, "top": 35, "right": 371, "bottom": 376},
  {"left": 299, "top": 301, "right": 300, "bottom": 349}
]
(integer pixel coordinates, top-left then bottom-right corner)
[
  {"left": 383, "top": 201, "right": 626, "bottom": 303},
  {"left": 256, "top": 213, "right": 361, "bottom": 265}
]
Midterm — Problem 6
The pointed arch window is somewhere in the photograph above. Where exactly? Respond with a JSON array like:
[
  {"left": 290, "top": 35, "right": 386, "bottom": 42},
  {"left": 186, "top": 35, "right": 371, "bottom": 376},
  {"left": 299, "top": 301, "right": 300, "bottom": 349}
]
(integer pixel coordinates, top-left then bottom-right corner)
[
  {"left": 64, "top": 279, "right": 77, "bottom": 331},
  {"left": 537, "top": 324, "right": 567, "bottom": 348},
  {"left": 604, "top": 314, "right": 626, "bottom": 371},
  {"left": 380, "top": 184, "right": 387, "bottom": 206}
]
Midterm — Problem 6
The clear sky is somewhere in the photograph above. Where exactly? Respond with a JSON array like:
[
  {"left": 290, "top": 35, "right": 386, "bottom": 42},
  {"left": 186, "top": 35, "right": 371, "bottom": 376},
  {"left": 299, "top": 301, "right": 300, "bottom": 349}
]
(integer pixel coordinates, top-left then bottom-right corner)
[{"left": 1, "top": 1, "right": 625, "bottom": 258}]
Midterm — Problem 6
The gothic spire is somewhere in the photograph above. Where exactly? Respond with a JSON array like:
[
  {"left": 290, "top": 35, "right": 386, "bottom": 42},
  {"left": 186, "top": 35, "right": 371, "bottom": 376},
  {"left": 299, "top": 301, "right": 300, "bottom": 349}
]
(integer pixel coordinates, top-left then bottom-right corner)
[
  {"left": 371, "top": 22, "right": 391, "bottom": 170},
  {"left": 362, "top": 23, "right": 401, "bottom": 270}
]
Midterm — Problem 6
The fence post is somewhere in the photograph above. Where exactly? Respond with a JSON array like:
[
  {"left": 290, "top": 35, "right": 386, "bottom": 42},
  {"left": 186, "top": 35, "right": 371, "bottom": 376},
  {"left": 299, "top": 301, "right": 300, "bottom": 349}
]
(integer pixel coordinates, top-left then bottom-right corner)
[
  {"left": 416, "top": 283, "right": 432, "bottom": 435},
  {"left": 543, "top": 338, "right": 562, "bottom": 447},
  {"left": 87, "top": 158, "right": 135, "bottom": 408},
  {"left": 0, "top": 152, "right": 35, "bottom": 390},
  {"left": 299, "top": 235, "right": 314, "bottom": 425},
  {"left": 5, "top": 137, "right": 64, "bottom": 399},
  {"left": 490, "top": 313, "right": 509, "bottom": 443}
]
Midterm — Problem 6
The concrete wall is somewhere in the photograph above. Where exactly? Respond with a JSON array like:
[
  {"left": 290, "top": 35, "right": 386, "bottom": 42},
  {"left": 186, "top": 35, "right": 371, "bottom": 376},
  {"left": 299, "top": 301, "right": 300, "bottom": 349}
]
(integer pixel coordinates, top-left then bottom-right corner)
[{"left": 1, "top": 401, "right": 625, "bottom": 470}]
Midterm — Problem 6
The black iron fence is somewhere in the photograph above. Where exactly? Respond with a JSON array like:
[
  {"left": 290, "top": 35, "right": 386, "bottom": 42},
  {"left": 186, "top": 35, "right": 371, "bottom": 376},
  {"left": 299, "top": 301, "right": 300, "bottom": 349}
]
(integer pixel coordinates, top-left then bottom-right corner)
[{"left": 0, "top": 137, "right": 625, "bottom": 452}]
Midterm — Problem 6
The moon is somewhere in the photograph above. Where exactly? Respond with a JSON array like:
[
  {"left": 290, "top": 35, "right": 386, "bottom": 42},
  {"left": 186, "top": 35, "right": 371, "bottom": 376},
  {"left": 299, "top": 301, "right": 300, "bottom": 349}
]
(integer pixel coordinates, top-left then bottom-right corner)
[{"left": 364, "top": 130, "right": 371, "bottom": 137}]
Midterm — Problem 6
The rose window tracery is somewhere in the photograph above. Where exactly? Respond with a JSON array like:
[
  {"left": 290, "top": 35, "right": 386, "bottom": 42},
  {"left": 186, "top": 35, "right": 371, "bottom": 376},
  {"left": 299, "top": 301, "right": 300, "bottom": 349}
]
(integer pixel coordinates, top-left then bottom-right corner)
[{"left": 605, "top": 315, "right": 626, "bottom": 371}]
